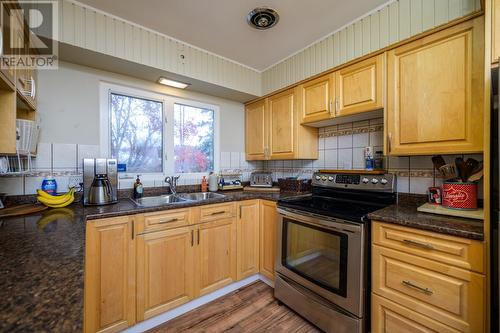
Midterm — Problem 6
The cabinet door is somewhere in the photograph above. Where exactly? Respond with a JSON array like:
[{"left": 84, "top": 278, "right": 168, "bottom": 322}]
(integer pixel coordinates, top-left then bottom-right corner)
[
  {"left": 300, "top": 73, "right": 335, "bottom": 124},
  {"left": 259, "top": 200, "right": 277, "bottom": 281},
  {"left": 268, "top": 88, "right": 295, "bottom": 159},
  {"left": 336, "top": 54, "right": 384, "bottom": 116},
  {"left": 493, "top": 0, "right": 500, "bottom": 63},
  {"left": 245, "top": 99, "right": 267, "bottom": 160},
  {"left": 136, "top": 226, "right": 195, "bottom": 321},
  {"left": 387, "top": 17, "right": 484, "bottom": 155},
  {"left": 195, "top": 217, "right": 237, "bottom": 296},
  {"left": 236, "top": 200, "right": 260, "bottom": 280},
  {"left": 85, "top": 217, "right": 135, "bottom": 333}
]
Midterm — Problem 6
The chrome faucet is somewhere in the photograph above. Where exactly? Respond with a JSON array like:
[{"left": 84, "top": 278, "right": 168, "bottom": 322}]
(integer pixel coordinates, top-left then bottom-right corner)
[{"left": 164, "top": 175, "right": 180, "bottom": 195}]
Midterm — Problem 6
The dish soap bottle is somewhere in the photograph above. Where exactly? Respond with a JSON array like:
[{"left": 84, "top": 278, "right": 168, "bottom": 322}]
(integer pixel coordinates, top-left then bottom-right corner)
[
  {"left": 41, "top": 176, "right": 57, "bottom": 195},
  {"left": 133, "top": 175, "right": 143, "bottom": 199},
  {"left": 201, "top": 176, "right": 208, "bottom": 192}
]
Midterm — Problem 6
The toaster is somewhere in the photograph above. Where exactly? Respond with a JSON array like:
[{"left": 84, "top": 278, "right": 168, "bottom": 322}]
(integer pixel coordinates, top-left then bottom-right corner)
[{"left": 250, "top": 172, "right": 273, "bottom": 187}]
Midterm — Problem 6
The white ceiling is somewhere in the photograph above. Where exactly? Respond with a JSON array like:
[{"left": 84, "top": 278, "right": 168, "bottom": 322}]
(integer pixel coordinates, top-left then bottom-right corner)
[{"left": 77, "top": 0, "right": 389, "bottom": 71}]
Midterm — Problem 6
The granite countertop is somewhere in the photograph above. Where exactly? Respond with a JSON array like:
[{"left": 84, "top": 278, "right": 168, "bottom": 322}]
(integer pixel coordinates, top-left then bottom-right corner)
[
  {"left": 368, "top": 196, "right": 484, "bottom": 241},
  {"left": 0, "top": 190, "right": 303, "bottom": 332}
]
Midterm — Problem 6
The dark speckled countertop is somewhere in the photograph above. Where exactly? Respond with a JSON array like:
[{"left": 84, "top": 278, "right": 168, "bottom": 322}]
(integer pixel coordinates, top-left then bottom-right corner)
[
  {"left": 368, "top": 195, "right": 484, "bottom": 240},
  {"left": 0, "top": 190, "right": 302, "bottom": 332}
]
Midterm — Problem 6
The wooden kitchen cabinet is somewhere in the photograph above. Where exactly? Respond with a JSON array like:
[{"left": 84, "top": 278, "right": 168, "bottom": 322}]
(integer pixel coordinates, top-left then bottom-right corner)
[
  {"left": 493, "top": 0, "right": 500, "bottom": 64},
  {"left": 335, "top": 54, "right": 384, "bottom": 117},
  {"left": 259, "top": 200, "right": 277, "bottom": 281},
  {"left": 136, "top": 226, "right": 195, "bottom": 321},
  {"left": 245, "top": 99, "right": 267, "bottom": 160},
  {"left": 386, "top": 17, "right": 484, "bottom": 155},
  {"left": 245, "top": 87, "right": 318, "bottom": 160},
  {"left": 84, "top": 216, "right": 136, "bottom": 333},
  {"left": 236, "top": 200, "right": 260, "bottom": 280},
  {"left": 195, "top": 217, "right": 237, "bottom": 296},
  {"left": 371, "top": 221, "right": 485, "bottom": 333},
  {"left": 299, "top": 73, "right": 335, "bottom": 124}
]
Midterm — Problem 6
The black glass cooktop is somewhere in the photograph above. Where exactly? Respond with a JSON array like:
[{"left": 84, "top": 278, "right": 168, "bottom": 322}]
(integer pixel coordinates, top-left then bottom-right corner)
[{"left": 278, "top": 194, "right": 393, "bottom": 223}]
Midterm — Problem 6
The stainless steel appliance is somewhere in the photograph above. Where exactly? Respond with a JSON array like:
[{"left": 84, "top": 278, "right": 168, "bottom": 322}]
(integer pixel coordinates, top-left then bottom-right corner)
[
  {"left": 275, "top": 172, "right": 396, "bottom": 333},
  {"left": 491, "top": 65, "right": 499, "bottom": 333},
  {"left": 83, "top": 158, "right": 118, "bottom": 206},
  {"left": 250, "top": 171, "right": 273, "bottom": 187}
]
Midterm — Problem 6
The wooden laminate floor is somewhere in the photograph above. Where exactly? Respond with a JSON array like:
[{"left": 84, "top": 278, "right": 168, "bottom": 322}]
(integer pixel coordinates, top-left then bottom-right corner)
[{"left": 148, "top": 281, "right": 321, "bottom": 333}]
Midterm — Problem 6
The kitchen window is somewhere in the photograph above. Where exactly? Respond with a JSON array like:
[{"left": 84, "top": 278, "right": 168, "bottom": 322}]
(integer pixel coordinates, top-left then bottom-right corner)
[{"left": 100, "top": 83, "right": 220, "bottom": 178}]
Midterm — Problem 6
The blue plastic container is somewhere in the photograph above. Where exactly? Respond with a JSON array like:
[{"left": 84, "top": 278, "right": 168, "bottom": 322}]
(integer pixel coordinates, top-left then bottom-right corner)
[{"left": 41, "top": 176, "right": 57, "bottom": 195}]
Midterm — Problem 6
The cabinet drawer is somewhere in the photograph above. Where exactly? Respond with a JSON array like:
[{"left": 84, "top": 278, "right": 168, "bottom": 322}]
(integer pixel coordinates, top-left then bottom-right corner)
[
  {"left": 199, "top": 202, "right": 235, "bottom": 222},
  {"left": 372, "top": 245, "right": 484, "bottom": 333},
  {"left": 142, "top": 209, "right": 191, "bottom": 232},
  {"left": 372, "top": 222, "right": 484, "bottom": 273},
  {"left": 372, "top": 294, "right": 460, "bottom": 333}
]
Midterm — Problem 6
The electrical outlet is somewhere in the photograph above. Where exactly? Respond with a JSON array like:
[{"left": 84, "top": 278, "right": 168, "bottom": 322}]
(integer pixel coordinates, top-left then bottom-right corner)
[{"left": 68, "top": 175, "right": 83, "bottom": 190}]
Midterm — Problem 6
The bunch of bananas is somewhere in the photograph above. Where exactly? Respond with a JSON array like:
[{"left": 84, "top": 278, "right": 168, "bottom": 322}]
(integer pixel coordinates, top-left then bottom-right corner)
[
  {"left": 37, "top": 207, "right": 75, "bottom": 230},
  {"left": 37, "top": 187, "right": 76, "bottom": 208}
]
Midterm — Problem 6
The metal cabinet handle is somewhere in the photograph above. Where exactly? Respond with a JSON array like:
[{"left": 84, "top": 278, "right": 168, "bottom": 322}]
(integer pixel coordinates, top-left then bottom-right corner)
[
  {"left": 403, "top": 239, "right": 434, "bottom": 250},
  {"left": 239, "top": 206, "right": 242, "bottom": 219},
  {"left": 210, "top": 211, "right": 226, "bottom": 215},
  {"left": 131, "top": 220, "right": 134, "bottom": 240},
  {"left": 402, "top": 280, "right": 433, "bottom": 295},
  {"left": 157, "top": 217, "right": 179, "bottom": 224},
  {"left": 197, "top": 229, "right": 200, "bottom": 245},
  {"left": 329, "top": 99, "right": 333, "bottom": 115},
  {"left": 191, "top": 230, "right": 194, "bottom": 246},
  {"left": 335, "top": 99, "right": 339, "bottom": 115}
]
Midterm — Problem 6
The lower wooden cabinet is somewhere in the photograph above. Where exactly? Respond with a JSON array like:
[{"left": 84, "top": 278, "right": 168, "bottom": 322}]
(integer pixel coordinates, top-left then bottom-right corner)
[
  {"left": 84, "top": 216, "right": 136, "bottom": 333},
  {"left": 372, "top": 294, "right": 461, "bottom": 333},
  {"left": 259, "top": 200, "right": 277, "bottom": 281},
  {"left": 195, "top": 217, "right": 237, "bottom": 296},
  {"left": 136, "top": 226, "right": 195, "bottom": 321},
  {"left": 236, "top": 200, "right": 260, "bottom": 280},
  {"left": 85, "top": 200, "right": 279, "bottom": 332},
  {"left": 371, "top": 221, "right": 485, "bottom": 333}
]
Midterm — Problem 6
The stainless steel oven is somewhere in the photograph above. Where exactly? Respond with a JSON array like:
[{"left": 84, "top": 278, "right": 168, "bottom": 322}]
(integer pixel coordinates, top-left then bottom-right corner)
[
  {"left": 275, "top": 207, "right": 366, "bottom": 333},
  {"left": 274, "top": 172, "right": 396, "bottom": 333}
]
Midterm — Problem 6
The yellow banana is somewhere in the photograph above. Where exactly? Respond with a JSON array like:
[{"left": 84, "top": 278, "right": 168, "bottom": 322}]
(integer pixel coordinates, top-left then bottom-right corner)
[
  {"left": 36, "top": 189, "right": 58, "bottom": 200},
  {"left": 46, "top": 196, "right": 75, "bottom": 208},
  {"left": 37, "top": 188, "right": 75, "bottom": 207},
  {"left": 37, "top": 187, "right": 74, "bottom": 201}
]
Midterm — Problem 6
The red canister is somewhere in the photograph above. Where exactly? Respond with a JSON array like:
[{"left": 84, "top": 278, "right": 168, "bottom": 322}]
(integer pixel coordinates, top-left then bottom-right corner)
[{"left": 442, "top": 182, "right": 478, "bottom": 210}]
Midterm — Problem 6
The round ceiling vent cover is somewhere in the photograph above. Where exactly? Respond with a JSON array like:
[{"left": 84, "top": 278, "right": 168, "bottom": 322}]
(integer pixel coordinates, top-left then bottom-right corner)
[{"left": 247, "top": 7, "right": 279, "bottom": 30}]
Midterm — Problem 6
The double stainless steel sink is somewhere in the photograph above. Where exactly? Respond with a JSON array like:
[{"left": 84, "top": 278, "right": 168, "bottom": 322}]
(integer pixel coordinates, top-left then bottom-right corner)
[{"left": 131, "top": 192, "right": 225, "bottom": 207}]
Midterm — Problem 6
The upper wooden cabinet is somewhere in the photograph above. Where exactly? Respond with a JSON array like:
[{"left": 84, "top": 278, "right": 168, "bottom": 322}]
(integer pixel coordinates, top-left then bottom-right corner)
[
  {"left": 245, "top": 87, "right": 318, "bottom": 161},
  {"left": 236, "top": 200, "right": 260, "bottom": 280},
  {"left": 245, "top": 99, "right": 267, "bottom": 160},
  {"left": 84, "top": 216, "right": 136, "bottom": 333},
  {"left": 493, "top": 0, "right": 500, "bottom": 63},
  {"left": 335, "top": 54, "right": 384, "bottom": 117},
  {"left": 299, "top": 73, "right": 335, "bottom": 123},
  {"left": 386, "top": 17, "right": 484, "bottom": 155}
]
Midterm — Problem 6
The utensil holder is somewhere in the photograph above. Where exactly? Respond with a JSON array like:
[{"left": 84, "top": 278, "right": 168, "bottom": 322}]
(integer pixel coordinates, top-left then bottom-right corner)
[{"left": 442, "top": 181, "right": 478, "bottom": 210}]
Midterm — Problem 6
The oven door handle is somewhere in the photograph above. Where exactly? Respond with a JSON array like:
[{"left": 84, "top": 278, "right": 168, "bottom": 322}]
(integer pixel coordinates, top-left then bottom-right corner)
[{"left": 277, "top": 207, "right": 362, "bottom": 234}]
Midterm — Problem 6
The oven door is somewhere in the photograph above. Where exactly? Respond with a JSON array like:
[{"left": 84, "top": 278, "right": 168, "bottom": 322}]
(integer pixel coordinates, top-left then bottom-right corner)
[{"left": 276, "top": 208, "right": 365, "bottom": 317}]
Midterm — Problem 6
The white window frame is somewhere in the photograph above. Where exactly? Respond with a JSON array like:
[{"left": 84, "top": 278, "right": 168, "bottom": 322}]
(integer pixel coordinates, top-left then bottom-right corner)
[{"left": 99, "top": 82, "right": 220, "bottom": 182}]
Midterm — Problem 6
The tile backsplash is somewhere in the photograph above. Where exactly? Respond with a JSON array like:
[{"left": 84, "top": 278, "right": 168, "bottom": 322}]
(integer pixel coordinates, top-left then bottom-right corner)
[
  {"left": 261, "top": 117, "right": 484, "bottom": 197},
  {"left": 0, "top": 120, "right": 484, "bottom": 198}
]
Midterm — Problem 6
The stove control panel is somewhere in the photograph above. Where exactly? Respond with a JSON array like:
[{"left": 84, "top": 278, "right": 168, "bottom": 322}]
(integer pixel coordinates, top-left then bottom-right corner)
[{"left": 312, "top": 172, "right": 396, "bottom": 192}]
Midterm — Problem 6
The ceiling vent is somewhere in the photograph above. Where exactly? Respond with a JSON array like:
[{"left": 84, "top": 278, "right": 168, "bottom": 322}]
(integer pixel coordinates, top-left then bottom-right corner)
[{"left": 247, "top": 7, "right": 279, "bottom": 30}]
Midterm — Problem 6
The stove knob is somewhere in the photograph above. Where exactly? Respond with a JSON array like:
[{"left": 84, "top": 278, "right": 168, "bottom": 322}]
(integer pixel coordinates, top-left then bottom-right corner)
[
  {"left": 328, "top": 176, "right": 334, "bottom": 181},
  {"left": 321, "top": 176, "right": 328, "bottom": 181},
  {"left": 362, "top": 177, "right": 370, "bottom": 184},
  {"left": 315, "top": 175, "right": 321, "bottom": 180},
  {"left": 380, "top": 178, "right": 388, "bottom": 185},
  {"left": 371, "top": 178, "right": 379, "bottom": 184}
]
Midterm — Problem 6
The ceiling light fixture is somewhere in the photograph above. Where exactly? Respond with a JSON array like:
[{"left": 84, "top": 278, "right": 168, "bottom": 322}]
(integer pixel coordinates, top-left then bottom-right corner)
[
  {"left": 157, "top": 77, "right": 190, "bottom": 89},
  {"left": 247, "top": 7, "right": 279, "bottom": 30}
]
